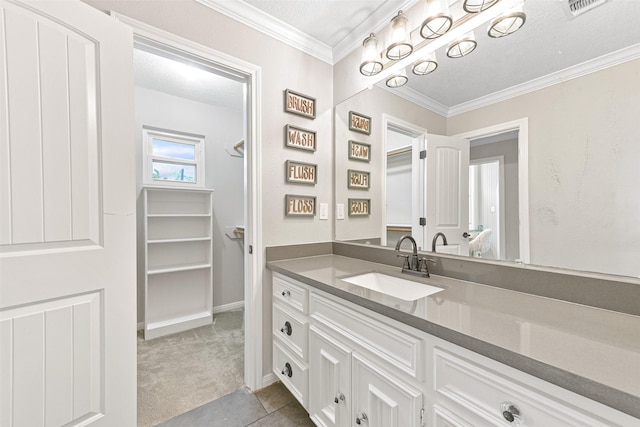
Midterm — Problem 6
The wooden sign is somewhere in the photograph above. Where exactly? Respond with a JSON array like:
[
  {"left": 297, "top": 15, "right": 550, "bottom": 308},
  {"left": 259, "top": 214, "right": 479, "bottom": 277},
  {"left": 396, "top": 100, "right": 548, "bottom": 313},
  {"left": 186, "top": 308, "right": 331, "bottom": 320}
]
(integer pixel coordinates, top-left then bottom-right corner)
[
  {"left": 349, "top": 111, "right": 371, "bottom": 135},
  {"left": 284, "top": 124, "right": 316, "bottom": 152},
  {"left": 284, "top": 89, "right": 316, "bottom": 119},
  {"left": 348, "top": 169, "right": 370, "bottom": 190},
  {"left": 285, "top": 194, "right": 316, "bottom": 216},
  {"left": 348, "top": 140, "right": 371, "bottom": 162},
  {"left": 286, "top": 160, "right": 317, "bottom": 185},
  {"left": 348, "top": 198, "right": 370, "bottom": 216}
]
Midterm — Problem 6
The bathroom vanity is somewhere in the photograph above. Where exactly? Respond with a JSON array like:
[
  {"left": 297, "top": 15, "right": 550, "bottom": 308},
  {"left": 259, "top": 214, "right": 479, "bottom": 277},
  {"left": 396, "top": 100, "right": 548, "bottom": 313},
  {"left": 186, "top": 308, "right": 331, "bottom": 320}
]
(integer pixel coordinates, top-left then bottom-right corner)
[{"left": 267, "top": 248, "right": 640, "bottom": 427}]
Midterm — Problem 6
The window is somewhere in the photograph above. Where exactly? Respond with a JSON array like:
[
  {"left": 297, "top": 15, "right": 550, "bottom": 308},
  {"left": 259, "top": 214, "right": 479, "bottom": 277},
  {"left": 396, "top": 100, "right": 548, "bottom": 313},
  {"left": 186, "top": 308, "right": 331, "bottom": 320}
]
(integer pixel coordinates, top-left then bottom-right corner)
[{"left": 143, "top": 127, "right": 205, "bottom": 187}]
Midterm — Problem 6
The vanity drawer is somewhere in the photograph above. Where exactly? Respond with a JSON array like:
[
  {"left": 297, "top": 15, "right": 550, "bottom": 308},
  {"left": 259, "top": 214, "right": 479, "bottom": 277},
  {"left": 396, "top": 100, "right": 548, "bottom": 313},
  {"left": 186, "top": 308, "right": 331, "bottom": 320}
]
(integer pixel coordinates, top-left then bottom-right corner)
[
  {"left": 433, "top": 346, "right": 626, "bottom": 427},
  {"left": 273, "top": 302, "right": 308, "bottom": 360},
  {"left": 310, "top": 292, "right": 424, "bottom": 381},
  {"left": 273, "top": 340, "right": 308, "bottom": 409},
  {"left": 273, "top": 272, "right": 308, "bottom": 314}
]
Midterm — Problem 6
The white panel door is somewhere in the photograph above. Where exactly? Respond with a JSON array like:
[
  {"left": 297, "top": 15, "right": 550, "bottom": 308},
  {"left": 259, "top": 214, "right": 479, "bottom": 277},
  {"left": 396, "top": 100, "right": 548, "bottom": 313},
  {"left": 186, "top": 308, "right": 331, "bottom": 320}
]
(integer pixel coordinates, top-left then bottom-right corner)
[
  {"left": 351, "top": 354, "right": 423, "bottom": 427},
  {"left": 309, "top": 325, "right": 351, "bottom": 427},
  {"left": 0, "top": 1, "right": 135, "bottom": 426},
  {"left": 426, "top": 135, "right": 470, "bottom": 256}
]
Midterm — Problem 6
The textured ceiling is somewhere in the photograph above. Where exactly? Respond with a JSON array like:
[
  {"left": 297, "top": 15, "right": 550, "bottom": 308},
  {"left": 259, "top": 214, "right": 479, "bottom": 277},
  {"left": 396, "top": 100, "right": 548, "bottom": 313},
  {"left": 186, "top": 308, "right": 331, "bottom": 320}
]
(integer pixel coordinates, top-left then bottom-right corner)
[
  {"left": 133, "top": 48, "right": 244, "bottom": 110},
  {"left": 399, "top": 0, "right": 640, "bottom": 108}
]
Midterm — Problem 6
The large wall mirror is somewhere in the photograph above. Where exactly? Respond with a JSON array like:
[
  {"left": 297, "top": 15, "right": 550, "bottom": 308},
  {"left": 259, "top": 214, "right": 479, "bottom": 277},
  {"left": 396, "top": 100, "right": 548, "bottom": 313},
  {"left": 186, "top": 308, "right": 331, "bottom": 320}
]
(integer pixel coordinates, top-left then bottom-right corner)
[{"left": 335, "top": 0, "right": 640, "bottom": 278}]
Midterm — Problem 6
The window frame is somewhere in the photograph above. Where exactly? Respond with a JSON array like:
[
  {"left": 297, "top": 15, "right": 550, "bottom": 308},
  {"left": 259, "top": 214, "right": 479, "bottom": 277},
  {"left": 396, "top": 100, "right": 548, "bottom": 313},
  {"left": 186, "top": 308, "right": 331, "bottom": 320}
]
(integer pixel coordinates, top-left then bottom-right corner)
[{"left": 142, "top": 127, "right": 205, "bottom": 188}]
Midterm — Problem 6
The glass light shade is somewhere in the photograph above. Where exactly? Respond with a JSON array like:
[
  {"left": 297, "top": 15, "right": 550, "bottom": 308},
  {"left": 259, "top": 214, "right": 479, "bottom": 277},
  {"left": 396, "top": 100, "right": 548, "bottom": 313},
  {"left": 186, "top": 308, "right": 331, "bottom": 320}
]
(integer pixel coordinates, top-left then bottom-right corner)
[
  {"left": 386, "top": 11, "right": 413, "bottom": 60},
  {"left": 412, "top": 51, "right": 438, "bottom": 75},
  {"left": 420, "top": 0, "right": 453, "bottom": 39},
  {"left": 359, "top": 33, "right": 383, "bottom": 76},
  {"left": 386, "top": 70, "right": 408, "bottom": 88},
  {"left": 488, "top": 7, "right": 526, "bottom": 38},
  {"left": 446, "top": 31, "right": 477, "bottom": 58},
  {"left": 447, "top": 31, "right": 478, "bottom": 58},
  {"left": 463, "top": 0, "right": 499, "bottom": 13}
]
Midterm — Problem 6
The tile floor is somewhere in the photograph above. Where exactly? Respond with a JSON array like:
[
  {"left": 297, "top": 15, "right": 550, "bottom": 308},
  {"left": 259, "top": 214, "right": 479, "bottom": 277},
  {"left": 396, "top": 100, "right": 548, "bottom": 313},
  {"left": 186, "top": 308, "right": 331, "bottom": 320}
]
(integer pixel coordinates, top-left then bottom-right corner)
[{"left": 155, "top": 381, "right": 315, "bottom": 427}]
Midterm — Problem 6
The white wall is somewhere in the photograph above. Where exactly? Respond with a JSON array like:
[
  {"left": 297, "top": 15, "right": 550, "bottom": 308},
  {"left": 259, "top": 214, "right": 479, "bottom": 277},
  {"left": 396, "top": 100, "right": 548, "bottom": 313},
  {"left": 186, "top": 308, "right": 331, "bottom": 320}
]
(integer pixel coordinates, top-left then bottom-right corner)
[
  {"left": 134, "top": 86, "right": 244, "bottom": 324},
  {"left": 448, "top": 59, "right": 640, "bottom": 277},
  {"left": 85, "top": 0, "right": 334, "bottom": 376}
]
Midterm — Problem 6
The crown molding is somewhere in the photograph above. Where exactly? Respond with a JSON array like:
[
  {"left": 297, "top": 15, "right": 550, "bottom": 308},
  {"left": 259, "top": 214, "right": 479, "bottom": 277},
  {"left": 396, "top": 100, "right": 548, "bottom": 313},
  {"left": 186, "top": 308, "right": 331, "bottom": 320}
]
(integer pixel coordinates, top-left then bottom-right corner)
[
  {"left": 195, "top": 0, "right": 333, "bottom": 64},
  {"left": 448, "top": 42, "right": 640, "bottom": 117},
  {"left": 380, "top": 83, "right": 449, "bottom": 117}
]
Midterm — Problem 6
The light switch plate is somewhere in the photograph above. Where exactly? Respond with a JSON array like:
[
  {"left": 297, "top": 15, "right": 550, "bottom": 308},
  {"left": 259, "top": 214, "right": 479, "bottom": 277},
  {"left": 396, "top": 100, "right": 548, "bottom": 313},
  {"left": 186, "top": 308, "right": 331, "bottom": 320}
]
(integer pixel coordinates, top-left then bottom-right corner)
[
  {"left": 319, "top": 203, "right": 328, "bottom": 220},
  {"left": 337, "top": 203, "right": 345, "bottom": 220}
]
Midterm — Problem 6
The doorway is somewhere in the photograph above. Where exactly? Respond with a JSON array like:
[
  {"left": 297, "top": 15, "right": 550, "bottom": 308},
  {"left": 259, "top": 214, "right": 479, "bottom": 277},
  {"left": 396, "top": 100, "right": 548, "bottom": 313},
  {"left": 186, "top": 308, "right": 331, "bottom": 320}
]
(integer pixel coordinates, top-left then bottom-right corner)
[{"left": 133, "top": 45, "right": 248, "bottom": 424}]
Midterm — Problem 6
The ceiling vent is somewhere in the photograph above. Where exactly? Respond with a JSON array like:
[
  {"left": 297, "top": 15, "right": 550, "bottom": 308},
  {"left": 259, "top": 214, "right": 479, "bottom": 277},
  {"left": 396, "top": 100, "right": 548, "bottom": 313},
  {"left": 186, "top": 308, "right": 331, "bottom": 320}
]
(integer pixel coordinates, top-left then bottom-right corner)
[{"left": 563, "top": 0, "right": 608, "bottom": 18}]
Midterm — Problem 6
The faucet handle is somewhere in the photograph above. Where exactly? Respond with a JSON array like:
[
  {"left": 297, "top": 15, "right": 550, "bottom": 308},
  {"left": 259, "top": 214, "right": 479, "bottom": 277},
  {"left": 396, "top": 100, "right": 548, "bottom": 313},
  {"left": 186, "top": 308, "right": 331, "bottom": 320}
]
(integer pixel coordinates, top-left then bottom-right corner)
[{"left": 396, "top": 253, "right": 410, "bottom": 269}]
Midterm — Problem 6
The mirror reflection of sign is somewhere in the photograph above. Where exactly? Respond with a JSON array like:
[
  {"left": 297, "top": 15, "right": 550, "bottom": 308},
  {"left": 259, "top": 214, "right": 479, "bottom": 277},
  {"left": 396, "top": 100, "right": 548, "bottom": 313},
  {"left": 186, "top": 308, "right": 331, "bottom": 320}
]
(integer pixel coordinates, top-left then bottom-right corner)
[
  {"left": 349, "top": 198, "right": 370, "bottom": 216},
  {"left": 286, "top": 160, "right": 317, "bottom": 185},
  {"left": 285, "top": 125, "right": 316, "bottom": 151},
  {"left": 285, "top": 195, "right": 316, "bottom": 216},
  {"left": 349, "top": 111, "right": 371, "bottom": 135},
  {"left": 284, "top": 89, "right": 316, "bottom": 119},
  {"left": 348, "top": 169, "right": 370, "bottom": 189},
  {"left": 349, "top": 140, "right": 370, "bottom": 162}
]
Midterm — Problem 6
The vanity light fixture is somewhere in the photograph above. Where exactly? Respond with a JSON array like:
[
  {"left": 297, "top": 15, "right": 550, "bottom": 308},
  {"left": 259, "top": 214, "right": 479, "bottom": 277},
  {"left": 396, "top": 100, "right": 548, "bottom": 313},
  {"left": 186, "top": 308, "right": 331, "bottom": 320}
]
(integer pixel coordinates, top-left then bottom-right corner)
[
  {"left": 488, "top": 5, "right": 526, "bottom": 38},
  {"left": 463, "top": 0, "right": 500, "bottom": 13},
  {"left": 386, "top": 10, "right": 413, "bottom": 60},
  {"left": 386, "top": 69, "right": 409, "bottom": 88},
  {"left": 420, "top": 0, "right": 453, "bottom": 39},
  {"left": 446, "top": 31, "right": 477, "bottom": 58},
  {"left": 359, "top": 33, "right": 384, "bottom": 76},
  {"left": 412, "top": 51, "right": 438, "bottom": 75}
]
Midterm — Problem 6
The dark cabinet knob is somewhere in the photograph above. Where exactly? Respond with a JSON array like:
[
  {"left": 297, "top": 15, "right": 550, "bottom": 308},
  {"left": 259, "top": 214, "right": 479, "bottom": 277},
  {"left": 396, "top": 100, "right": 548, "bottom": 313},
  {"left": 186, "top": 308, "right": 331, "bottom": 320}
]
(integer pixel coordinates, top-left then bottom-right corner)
[
  {"left": 463, "top": 232, "right": 471, "bottom": 238},
  {"left": 500, "top": 402, "right": 521, "bottom": 424},
  {"left": 281, "top": 290, "right": 291, "bottom": 297},
  {"left": 355, "top": 412, "right": 367, "bottom": 425},
  {"left": 280, "top": 321, "right": 292, "bottom": 336},
  {"left": 333, "top": 393, "right": 345, "bottom": 404},
  {"left": 281, "top": 362, "right": 293, "bottom": 378}
]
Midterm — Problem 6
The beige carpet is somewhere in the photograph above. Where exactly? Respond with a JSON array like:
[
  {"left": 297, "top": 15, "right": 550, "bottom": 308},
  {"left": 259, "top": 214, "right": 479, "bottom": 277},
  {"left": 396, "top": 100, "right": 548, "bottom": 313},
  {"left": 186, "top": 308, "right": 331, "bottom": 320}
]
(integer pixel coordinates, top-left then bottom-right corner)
[{"left": 137, "top": 310, "right": 245, "bottom": 427}]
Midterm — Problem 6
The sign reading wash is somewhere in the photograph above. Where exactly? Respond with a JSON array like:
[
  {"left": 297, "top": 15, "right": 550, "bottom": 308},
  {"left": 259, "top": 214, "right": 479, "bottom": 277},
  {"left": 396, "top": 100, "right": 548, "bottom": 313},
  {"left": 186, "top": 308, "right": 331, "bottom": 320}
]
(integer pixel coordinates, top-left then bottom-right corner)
[{"left": 285, "top": 125, "right": 316, "bottom": 152}]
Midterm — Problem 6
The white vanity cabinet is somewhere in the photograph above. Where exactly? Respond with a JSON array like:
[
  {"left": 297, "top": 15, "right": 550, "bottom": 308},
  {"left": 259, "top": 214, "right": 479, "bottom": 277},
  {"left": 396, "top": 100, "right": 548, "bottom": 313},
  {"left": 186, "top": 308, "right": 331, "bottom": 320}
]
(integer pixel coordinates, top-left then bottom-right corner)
[
  {"left": 272, "top": 273, "right": 310, "bottom": 408},
  {"left": 270, "top": 271, "right": 639, "bottom": 427},
  {"left": 429, "top": 339, "right": 637, "bottom": 427},
  {"left": 308, "top": 289, "right": 425, "bottom": 427}
]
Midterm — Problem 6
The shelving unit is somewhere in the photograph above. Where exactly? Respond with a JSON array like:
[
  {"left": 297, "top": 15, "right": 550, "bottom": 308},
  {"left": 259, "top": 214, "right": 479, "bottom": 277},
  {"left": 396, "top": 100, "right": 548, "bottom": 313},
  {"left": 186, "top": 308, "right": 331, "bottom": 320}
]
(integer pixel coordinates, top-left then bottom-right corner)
[{"left": 143, "top": 186, "right": 214, "bottom": 339}]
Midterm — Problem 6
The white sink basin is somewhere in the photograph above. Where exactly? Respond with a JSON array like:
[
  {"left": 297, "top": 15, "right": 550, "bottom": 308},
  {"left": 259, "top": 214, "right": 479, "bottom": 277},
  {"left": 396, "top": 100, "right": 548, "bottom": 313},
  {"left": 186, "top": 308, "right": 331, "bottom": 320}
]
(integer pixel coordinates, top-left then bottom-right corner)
[{"left": 341, "top": 272, "right": 443, "bottom": 301}]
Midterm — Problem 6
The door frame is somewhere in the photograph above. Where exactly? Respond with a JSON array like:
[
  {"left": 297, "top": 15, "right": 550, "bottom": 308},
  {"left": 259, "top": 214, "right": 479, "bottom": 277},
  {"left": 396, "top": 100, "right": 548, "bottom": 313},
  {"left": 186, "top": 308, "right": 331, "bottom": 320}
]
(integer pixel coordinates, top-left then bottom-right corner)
[
  {"left": 453, "top": 118, "right": 530, "bottom": 264},
  {"left": 469, "top": 155, "right": 505, "bottom": 259},
  {"left": 381, "top": 114, "right": 427, "bottom": 249},
  {"left": 112, "top": 14, "right": 265, "bottom": 390}
]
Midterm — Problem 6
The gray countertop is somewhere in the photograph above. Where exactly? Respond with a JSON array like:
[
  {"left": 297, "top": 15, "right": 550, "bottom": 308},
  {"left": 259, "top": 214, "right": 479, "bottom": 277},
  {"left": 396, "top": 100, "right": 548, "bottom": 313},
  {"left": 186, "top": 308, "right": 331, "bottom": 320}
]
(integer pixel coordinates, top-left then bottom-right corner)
[{"left": 267, "top": 254, "right": 640, "bottom": 419}]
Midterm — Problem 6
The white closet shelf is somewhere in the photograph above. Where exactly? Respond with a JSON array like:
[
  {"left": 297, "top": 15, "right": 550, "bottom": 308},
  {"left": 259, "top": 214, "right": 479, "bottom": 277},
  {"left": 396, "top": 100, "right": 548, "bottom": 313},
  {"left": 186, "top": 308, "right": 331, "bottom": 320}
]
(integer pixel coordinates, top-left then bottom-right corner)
[
  {"left": 145, "top": 310, "right": 213, "bottom": 339},
  {"left": 147, "top": 237, "right": 211, "bottom": 244},
  {"left": 147, "top": 263, "right": 212, "bottom": 275}
]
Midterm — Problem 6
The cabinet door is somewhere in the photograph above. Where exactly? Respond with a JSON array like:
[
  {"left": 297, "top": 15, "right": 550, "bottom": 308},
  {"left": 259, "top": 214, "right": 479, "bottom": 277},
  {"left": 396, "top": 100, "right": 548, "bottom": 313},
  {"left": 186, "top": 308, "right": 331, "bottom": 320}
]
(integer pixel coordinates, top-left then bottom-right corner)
[
  {"left": 351, "top": 354, "right": 423, "bottom": 427},
  {"left": 309, "top": 325, "right": 351, "bottom": 427}
]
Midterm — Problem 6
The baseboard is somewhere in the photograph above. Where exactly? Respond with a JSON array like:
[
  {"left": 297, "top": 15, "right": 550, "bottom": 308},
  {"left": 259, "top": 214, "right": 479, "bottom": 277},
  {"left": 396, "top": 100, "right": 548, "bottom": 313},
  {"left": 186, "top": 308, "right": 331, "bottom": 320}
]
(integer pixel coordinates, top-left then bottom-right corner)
[
  {"left": 213, "top": 300, "right": 245, "bottom": 314},
  {"left": 262, "top": 372, "right": 277, "bottom": 388},
  {"left": 136, "top": 301, "right": 244, "bottom": 331}
]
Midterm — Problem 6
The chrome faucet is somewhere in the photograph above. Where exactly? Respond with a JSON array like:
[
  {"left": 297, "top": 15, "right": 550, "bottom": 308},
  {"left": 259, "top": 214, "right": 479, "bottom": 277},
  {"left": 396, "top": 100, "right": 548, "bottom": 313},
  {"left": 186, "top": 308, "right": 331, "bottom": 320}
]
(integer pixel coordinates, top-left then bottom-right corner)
[
  {"left": 395, "top": 235, "right": 431, "bottom": 277},
  {"left": 432, "top": 232, "right": 448, "bottom": 252}
]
